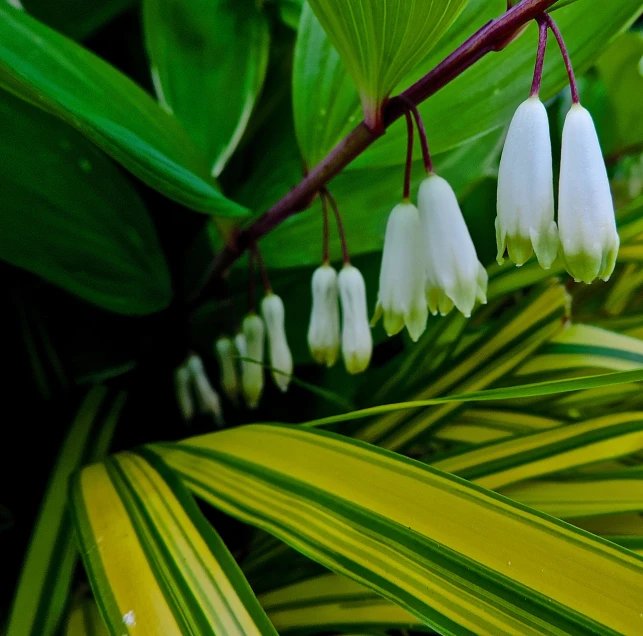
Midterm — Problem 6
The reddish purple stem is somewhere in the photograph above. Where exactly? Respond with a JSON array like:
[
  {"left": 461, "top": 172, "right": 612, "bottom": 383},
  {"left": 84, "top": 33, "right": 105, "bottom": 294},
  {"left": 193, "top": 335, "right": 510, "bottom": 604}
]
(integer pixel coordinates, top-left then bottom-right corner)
[
  {"left": 403, "top": 109, "right": 414, "bottom": 200},
  {"left": 530, "top": 18, "right": 548, "bottom": 97},
  {"left": 545, "top": 14, "right": 579, "bottom": 104}
]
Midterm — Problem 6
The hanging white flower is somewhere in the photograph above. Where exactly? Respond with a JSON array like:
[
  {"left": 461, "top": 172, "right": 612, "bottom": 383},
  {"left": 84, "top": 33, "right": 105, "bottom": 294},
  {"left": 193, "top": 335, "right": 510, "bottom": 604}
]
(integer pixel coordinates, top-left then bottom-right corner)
[
  {"left": 241, "top": 313, "right": 265, "bottom": 409},
  {"left": 373, "top": 202, "right": 428, "bottom": 342},
  {"left": 558, "top": 104, "right": 620, "bottom": 283},
  {"left": 174, "top": 364, "right": 194, "bottom": 421},
  {"left": 419, "top": 174, "right": 488, "bottom": 318},
  {"left": 261, "top": 294, "right": 293, "bottom": 392},
  {"left": 186, "top": 355, "right": 224, "bottom": 427},
  {"left": 308, "top": 264, "right": 340, "bottom": 367},
  {"left": 338, "top": 264, "right": 372, "bottom": 374},
  {"left": 496, "top": 97, "right": 559, "bottom": 269},
  {"left": 215, "top": 337, "right": 239, "bottom": 403}
]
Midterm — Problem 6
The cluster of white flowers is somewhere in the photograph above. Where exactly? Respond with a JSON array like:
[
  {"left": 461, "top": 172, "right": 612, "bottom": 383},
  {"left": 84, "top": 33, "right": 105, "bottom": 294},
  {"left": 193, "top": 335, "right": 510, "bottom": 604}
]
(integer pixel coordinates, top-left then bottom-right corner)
[
  {"left": 308, "top": 263, "right": 373, "bottom": 374},
  {"left": 497, "top": 99, "right": 619, "bottom": 284},
  {"left": 373, "top": 174, "right": 488, "bottom": 342}
]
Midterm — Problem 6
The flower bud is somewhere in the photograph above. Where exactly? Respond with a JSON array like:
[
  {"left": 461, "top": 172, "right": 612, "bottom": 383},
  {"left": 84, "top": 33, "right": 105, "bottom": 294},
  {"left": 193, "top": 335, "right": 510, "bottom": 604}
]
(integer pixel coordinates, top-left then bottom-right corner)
[
  {"left": 558, "top": 104, "right": 620, "bottom": 283},
  {"left": 308, "top": 264, "right": 340, "bottom": 367},
  {"left": 241, "top": 313, "right": 265, "bottom": 409},
  {"left": 215, "top": 337, "right": 239, "bottom": 404},
  {"left": 496, "top": 97, "right": 558, "bottom": 268},
  {"left": 261, "top": 294, "right": 293, "bottom": 392},
  {"left": 174, "top": 365, "right": 194, "bottom": 421},
  {"left": 419, "top": 175, "right": 488, "bottom": 318},
  {"left": 373, "top": 202, "right": 428, "bottom": 342},
  {"left": 338, "top": 265, "right": 372, "bottom": 374},
  {"left": 186, "top": 355, "right": 224, "bottom": 427}
]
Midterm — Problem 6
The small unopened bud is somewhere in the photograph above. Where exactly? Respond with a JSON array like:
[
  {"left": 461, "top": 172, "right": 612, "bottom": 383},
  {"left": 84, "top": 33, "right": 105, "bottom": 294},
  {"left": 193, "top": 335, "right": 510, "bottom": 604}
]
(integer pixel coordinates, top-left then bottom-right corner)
[
  {"left": 496, "top": 97, "right": 558, "bottom": 269},
  {"left": 373, "top": 202, "right": 428, "bottom": 342},
  {"left": 174, "top": 365, "right": 194, "bottom": 420},
  {"left": 308, "top": 265, "right": 340, "bottom": 367},
  {"left": 261, "top": 294, "right": 293, "bottom": 392},
  {"left": 419, "top": 175, "right": 487, "bottom": 318},
  {"left": 241, "top": 314, "right": 265, "bottom": 409},
  {"left": 187, "top": 355, "right": 224, "bottom": 427},
  {"left": 558, "top": 104, "right": 620, "bottom": 283},
  {"left": 215, "top": 337, "right": 239, "bottom": 403},
  {"left": 338, "top": 265, "right": 372, "bottom": 374}
]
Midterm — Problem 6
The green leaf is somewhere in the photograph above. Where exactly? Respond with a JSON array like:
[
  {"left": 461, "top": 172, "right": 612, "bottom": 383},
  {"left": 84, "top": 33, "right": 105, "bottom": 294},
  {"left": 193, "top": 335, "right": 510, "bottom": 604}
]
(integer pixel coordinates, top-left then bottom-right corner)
[
  {"left": 20, "top": 0, "right": 134, "bottom": 40},
  {"left": 306, "top": 0, "right": 469, "bottom": 127},
  {"left": 63, "top": 598, "right": 109, "bottom": 636},
  {"left": 143, "top": 0, "right": 270, "bottom": 176},
  {"left": 70, "top": 450, "right": 278, "bottom": 636},
  {"left": 260, "top": 573, "right": 424, "bottom": 633},
  {"left": 0, "top": 3, "right": 247, "bottom": 216},
  {"left": 6, "top": 388, "right": 126, "bottom": 636},
  {"left": 0, "top": 91, "right": 172, "bottom": 314},
  {"left": 156, "top": 424, "right": 643, "bottom": 635},
  {"left": 596, "top": 31, "right": 643, "bottom": 159},
  {"left": 432, "top": 412, "right": 643, "bottom": 491}
]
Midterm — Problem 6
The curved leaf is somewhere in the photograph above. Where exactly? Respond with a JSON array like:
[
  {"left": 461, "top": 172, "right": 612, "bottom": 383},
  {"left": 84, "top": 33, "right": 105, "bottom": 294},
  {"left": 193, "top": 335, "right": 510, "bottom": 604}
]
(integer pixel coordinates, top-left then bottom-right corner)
[
  {"left": 143, "top": 0, "right": 270, "bottom": 176},
  {"left": 0, "top": 3, "right": 247, "bottom": 216},
  {"left": 70, "top": 451, "right": 277, "bottom": 636},
  {"left": 306, "top": 0, "right": 468, "bottom": 126},
  {"left": 0, "top": 92, "right": 172, "bottom": 314},
  {"left": 157, "top": 424, "right": 643, "bottom": 635}
]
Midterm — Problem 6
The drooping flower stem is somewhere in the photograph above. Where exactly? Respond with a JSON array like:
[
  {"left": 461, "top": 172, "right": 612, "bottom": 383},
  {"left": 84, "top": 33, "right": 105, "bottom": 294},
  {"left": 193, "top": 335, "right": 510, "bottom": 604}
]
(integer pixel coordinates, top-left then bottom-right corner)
[
  {"left": 321, "top": 192, "right": 330, "bottom": 264},
  {"left": 191, "top": 0, "right": 559, "bottom": 301},
  {"left": 323, "top": 189, "right": 351, "bottom": 265},
  {"left": 253, "top": 243, "right": 272, "bottom": 294},
  {"left": 398, "top": 96, "right": 434, "bottom": 175},
  {"left": 529, "top": 18, "right": 549, "bottom": 97},
  {"left": 403, "top": 109, "right": 414, "bottom": 201},
  {"left": 545, "top": 14, "right": 579, "bottom": 104},
  {"left": 247, "top": 249, "right": 256, "bottom": 313}
]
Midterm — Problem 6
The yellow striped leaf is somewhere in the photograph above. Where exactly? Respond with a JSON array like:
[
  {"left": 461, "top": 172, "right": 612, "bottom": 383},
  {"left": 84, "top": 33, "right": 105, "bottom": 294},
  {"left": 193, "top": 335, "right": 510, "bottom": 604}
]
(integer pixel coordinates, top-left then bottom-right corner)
[
  {"left": 432, "top": 413, "right": 643, "bottom": 491},
  {"left": 260, "top": 573, "right": 424, "bottom": 633},
  {"left": 155, "top": 424, "right": 643, "bottom": 635},
  {"left": 63, "top": 598, "right": 108, "bottom": 636},
  {"left": 70, "top": 452, "right": 277, "bottom": 636},
  {"left": 6, "top": 388, "right": 125, "bottom": 636}
]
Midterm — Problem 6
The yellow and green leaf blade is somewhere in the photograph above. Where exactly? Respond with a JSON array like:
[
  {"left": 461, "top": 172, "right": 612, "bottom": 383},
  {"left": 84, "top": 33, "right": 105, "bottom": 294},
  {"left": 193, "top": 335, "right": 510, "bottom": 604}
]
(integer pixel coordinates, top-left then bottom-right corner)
[
  {"left": 63, "top": 597, "right": 109, "bottom": 636},
  {"left": 70, "top": 450, "right": 277, "bottom": 636},
  {"left": 155, "top": 424, "right": 643, "bottom": 635},
  {"left": 431, "top": 412, "right": 643, "bottom": 491},
  {"left": 260, "top": 573, "right": 425, "bottom": 633},
  {"left": 6, "top": 387, "right": 125, "bottom": 636}
]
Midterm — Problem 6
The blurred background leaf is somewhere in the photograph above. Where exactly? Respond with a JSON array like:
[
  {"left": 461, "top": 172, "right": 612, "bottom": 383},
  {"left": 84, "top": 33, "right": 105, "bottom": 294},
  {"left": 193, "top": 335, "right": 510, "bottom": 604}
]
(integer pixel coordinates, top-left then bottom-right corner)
[{"left": 143, "top": 0, "right": 270, "bottom": 176}]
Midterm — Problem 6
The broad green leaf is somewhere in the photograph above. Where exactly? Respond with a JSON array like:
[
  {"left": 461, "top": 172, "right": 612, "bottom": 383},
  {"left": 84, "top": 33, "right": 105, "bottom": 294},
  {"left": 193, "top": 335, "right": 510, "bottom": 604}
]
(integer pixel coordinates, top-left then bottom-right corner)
[
  {"left": 6, "top": 388, "right": 125, "bottom": 636},
  {"left": 143, "top": 0, "right": 270, "bottom": 176},
  {"left": 306, "top": 0, "right": 468, "bottom": 127},
  {"left": 157, "top": 424, "right": 643, "bottom": 635},
  {"left": 503, "top": 472, "right": 643, "bottom": 520},
  {"left": 21, "top": 0, "right": 134, "bottom": 40},
  {"left": 63, "top": 598, "right": 109, "bottom": 636},
  {"left": 0, "top": 91, "right": 171, "bottom": 314},
  {"left": 277, "top": 0, "right": 304, "bottom": 30},
  {"left": 0, "top": 3, "right": 247, "bottom": 216},
  {"left": 596, "top": 32, "right": 643, "bottom": 159},
  {"left": 260, "top": 573, "right": 424, "bottom": 633},
  {"left": 70, "top": 451, "right": 278, "bottom": 636},
  {"left": 432, "top": 412, "right": 643, "bottom": 491},
  {"left": 353, "top": 283, "right": 568, "bottom": 451}
]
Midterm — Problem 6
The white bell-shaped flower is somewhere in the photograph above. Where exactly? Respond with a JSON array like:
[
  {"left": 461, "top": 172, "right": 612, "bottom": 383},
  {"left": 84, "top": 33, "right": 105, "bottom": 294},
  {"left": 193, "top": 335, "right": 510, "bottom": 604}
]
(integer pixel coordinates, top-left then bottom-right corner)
[
  {"left": 373, "top": 202, "right": 428, "bottom": 342},
  {"left": 186, "top": 355, "right": 224, "bottom": 427},
  {"left": 496, "top": 97, "right": 558, "bottom": 268},
  {"left": 308, "top": 264, "right": 340, "bottom": 367},
  {"left": 558, "top": 104, "right": 620, "bottom": 283},
  {"left": 174, "top": 365, "right": 194, "bottom": 421},
  {"left": 261, "top": 294, "right": 293, "bottom": 392},
  {"left": 419, "top": 175, "right": 488, "bottom": 318},
  {"left": 241, "top": 314, "right": 265, "bottom": 409},
  {"left": 215, "top": 337, "right": 239, "bottom": 404},
  {"left": 338, "top": 264, "right": 372, "bottom": 374}
]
